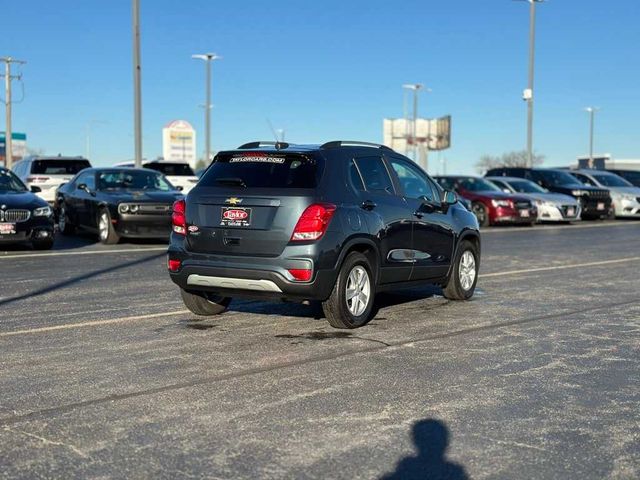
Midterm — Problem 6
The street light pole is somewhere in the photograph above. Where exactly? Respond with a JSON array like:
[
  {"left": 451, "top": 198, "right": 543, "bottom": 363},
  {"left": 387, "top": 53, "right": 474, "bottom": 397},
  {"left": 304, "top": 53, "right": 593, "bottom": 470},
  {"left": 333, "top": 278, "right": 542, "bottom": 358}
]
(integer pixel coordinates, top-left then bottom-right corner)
[
  {"left": 132, "top": 0, "right": 143, "bottom": 168},
  {"left": 192, "top": 53, "right": 221, "bottom": 164},
  {"left": 585, "top": 107, "right": 599, "bottom": 168},
  {"left": 521, "top": 0, "right": 543, "bottom": 168},
  {"left": 1, "top": 56, "right": 25, "bottom": 170}
]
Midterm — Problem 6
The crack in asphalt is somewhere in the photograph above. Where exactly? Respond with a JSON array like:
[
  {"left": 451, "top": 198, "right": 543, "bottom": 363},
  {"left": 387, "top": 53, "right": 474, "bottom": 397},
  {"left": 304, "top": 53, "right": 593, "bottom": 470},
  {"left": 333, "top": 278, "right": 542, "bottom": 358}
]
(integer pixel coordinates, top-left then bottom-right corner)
[{"left": 0, "top": 296, "right": 638, "bottom": 428}]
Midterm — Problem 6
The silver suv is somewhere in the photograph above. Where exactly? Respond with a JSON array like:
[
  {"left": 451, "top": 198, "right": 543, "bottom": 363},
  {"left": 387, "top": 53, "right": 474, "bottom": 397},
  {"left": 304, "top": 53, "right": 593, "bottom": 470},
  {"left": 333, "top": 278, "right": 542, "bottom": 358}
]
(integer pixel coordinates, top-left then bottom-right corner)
[{"left": 568, "top": 169, "right": 640, "bottom": 218}]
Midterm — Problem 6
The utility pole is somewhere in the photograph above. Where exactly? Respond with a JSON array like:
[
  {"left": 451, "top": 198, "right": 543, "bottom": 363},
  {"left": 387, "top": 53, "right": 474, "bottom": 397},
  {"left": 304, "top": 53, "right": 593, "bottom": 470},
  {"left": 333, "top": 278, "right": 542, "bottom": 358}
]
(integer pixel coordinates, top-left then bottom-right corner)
[
  {"left": 192, "top": 53, "right": 221, "bottom": 164},
  {"left": 402, "top": 84, "right": 424, "bottom": 163},
  {"left": 132, "top": 0, "right": 143, "bottom": 167},
  {"left": 520, "top": 0, "right": 544, "bottom": 168},
  {"left": 1, "top": 57, "right": 26, "bottom": 170},
  {"left": 585, "top": 107, "right": 599, "bottom": 168}
]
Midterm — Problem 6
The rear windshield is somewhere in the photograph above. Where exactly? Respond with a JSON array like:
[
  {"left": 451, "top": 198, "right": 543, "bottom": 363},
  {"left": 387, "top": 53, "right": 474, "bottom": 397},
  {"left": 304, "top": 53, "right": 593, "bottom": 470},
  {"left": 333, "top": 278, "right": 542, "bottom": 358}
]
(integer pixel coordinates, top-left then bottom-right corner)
[
  {"left": 32, "top": 159, "right": 91, "bottom": 175},
  {"left": 200, "top": 152, "right": 322, "bottom": 189},
  {"left": 145, "top": 163, "right": 194, "bottom": 176}
]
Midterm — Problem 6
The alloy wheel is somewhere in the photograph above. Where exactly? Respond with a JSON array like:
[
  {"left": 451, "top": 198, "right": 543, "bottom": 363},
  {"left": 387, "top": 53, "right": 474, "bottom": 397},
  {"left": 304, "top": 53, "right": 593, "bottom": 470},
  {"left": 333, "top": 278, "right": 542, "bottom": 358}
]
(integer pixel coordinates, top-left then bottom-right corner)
[
  {"left": 459, "top": 250, "right": 476, "bottom": 291},
  {"left": 99, "top": 213, "right": 109, "bottom": 241},
  {"left": 345, "top": 265, "right": 370, "bottom": 317}
]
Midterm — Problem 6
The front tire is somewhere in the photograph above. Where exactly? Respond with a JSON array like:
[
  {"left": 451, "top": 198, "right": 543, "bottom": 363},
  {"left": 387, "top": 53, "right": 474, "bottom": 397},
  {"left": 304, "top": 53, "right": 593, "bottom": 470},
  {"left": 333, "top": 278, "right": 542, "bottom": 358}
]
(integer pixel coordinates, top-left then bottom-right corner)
[
  {"left": 472, "top": 202, "right": 490, "bottom": 227},
  {"left": 443, "top": 240, "right": 479, "bottom": 300},
  {"left": 322, "top": 252, "right": 375, "bottom": 329},
  {"left": 98, "top": 209, "right": 120, "bottom": 245},
  {"left": 180, "top": 289, "right": 231, "bottom": 316}
]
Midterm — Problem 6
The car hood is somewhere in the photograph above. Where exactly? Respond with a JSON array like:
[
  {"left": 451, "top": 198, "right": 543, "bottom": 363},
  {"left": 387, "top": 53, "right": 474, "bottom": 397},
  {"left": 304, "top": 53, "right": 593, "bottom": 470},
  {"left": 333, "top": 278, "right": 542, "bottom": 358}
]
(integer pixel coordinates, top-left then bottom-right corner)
[
  {"left": 525, "top": 192, "right": 578, "bottom": 205},
  {"left": 100, "top": 190, "right": 183, "bottom": 203},
  {"left": 606, "top": 186, "right": 640, "bottom": 196},
  {"left": 0, "top": 190, "right": 48, "bottom": 209}
]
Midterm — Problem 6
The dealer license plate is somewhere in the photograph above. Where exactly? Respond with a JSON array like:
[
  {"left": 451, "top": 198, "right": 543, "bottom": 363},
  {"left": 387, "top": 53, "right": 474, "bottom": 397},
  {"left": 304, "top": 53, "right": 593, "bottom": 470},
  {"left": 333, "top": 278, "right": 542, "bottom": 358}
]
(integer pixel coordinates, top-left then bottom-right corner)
[
  {"left": 0, "top": 223, "right": 16, "bottom": 235},
  {"left": 520, "top": 209, "right": 530, "bottom": 218},
  {"left": 220, "top": 207, "right": 252, "bottom": 227},
  {"left": 597, "top": 202, "right": 605, "bottom": 211},
  {"left": 567, "top": 207, "right": 575, "bottom": 217}
]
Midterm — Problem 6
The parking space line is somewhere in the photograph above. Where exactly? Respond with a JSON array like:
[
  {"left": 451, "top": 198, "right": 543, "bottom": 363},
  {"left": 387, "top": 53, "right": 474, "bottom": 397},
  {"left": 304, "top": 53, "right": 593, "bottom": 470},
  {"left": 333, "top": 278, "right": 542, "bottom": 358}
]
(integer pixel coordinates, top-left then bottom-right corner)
[
  {"left": 0, "top": 247, "right": 167, "bottom": 260},
  {"left": 480, "top": 256, "right": 640, "bottom": 278},
  {"left": 2, "top": 255, "right": 638, "bottom": 338},
  {"left": 0, "top": 310, "right": 189, "bottom": 338}
]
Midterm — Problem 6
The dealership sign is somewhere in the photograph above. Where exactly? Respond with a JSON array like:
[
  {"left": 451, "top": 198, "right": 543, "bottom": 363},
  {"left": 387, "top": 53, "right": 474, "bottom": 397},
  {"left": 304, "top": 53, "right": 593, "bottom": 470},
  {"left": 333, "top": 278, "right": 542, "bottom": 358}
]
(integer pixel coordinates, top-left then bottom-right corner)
[{"left": 162, "top": 120, "right": 197, "bottom": 166}]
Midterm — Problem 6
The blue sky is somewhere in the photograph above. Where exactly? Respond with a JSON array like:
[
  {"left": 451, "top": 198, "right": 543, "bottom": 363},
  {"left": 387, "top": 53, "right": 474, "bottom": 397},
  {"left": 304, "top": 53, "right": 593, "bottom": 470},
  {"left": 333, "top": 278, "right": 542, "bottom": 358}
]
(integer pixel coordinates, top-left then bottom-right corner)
[{"left": 3, "top": 0, "right": 639, "bottom": 173}]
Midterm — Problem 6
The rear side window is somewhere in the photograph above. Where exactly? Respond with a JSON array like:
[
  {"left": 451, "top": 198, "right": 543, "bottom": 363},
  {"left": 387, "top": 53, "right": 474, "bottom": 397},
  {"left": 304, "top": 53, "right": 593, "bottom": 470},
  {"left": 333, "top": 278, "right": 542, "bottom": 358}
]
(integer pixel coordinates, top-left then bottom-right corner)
[
  {"left": 353, "top": 156, "right": 394, "bottom": 194},
  {"left": 145, "top": 163, "right": 194, "bottom": 176},
  {"left": 200, "top": 152, "right": 323, "bottom": 189},
  {"left": 32, "top": 159, "right": 91, "bottom": 175}
]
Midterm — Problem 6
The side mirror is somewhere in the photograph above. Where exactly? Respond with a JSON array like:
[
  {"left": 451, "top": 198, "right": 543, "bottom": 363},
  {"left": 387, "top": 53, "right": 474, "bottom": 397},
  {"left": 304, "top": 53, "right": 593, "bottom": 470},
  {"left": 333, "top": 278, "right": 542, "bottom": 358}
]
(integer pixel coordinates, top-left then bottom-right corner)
[
  {"left": 77, "top": 183, "right": 87, "bottom": 191},
  {"left": 30, "top": 186, "right": 42, "bottom": 193},
  {"left": 443, "top": 190, "right": 458, "bottom": 205},
  {"left": 176, "top": 185, "right": 184, "bottom": 192},
  {"left": 502, "top": 188, "right": 511, "bottom": 193}
]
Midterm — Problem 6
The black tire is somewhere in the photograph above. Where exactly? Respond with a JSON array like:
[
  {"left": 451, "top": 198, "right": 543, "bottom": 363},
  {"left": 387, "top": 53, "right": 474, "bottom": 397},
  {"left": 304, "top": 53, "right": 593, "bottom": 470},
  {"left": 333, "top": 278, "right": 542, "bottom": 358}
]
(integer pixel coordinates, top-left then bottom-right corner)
[
  {"left": 322, "top": 251, "right": 375, "bottom": 329},
  {"left": 58, "top": 204, "right": 76, "bottom": 235},
  {"left": 97, "top": 209, "right": 120, "bottom": 245},
  {"left": 180, "top": 289, "right": 231, "bottom": 316},
  {"left": 443, "top": 240, "right": 479, "bottom": 301},
  {"left": 32, "top": 238, "right": 54, "bottom": 250},
  {"left": 472, "top": 202, "right": 490, "bottom": 228}
]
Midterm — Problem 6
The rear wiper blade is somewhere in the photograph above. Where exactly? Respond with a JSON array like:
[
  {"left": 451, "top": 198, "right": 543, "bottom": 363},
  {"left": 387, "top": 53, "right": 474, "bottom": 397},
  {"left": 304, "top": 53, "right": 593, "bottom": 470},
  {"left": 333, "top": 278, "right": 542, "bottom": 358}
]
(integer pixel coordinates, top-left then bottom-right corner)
[{"left": 214, "top": 177, "right": 247, "bottom": 188}]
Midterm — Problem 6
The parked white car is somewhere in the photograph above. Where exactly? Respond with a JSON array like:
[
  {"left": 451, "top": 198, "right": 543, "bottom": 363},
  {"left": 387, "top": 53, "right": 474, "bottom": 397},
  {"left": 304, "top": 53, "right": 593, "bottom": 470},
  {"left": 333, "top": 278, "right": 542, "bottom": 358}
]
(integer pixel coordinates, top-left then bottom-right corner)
[
  {"left": 568, "top": 169, "right": 640, "bottom": 218},
  {"left": 12, "top": 156, "right": 92, "bottom": 204},
  {"left": 487, "top": 176, "right": 581, "bottom": 222},
  {"left": 116, "top": 160, "right": 199, "bottom": 193}
]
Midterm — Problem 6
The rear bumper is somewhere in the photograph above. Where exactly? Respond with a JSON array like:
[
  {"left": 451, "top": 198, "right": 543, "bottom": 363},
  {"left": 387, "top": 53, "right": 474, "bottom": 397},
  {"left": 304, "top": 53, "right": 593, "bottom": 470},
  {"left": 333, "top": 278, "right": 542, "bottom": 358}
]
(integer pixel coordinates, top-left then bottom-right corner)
[{"left": 167, "top": 246, "right": 338, "bottom": 302}]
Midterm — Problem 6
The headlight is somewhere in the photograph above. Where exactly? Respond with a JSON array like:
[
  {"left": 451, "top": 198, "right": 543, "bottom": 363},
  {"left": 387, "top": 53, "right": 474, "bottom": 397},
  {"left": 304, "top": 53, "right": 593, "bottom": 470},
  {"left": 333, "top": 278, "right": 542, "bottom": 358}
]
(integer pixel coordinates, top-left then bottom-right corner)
[
  {"left": 491, "top": 199, "right": 512, "bottom": 208},
  {"left": 33, "top": 206, "right": 53, "bottom": 217},
  {"left": 118, "top": 204, "right": 130, "bottom": 214},
  {"left": 130, "top": 204, "right": 139, "bottom": 213},
  {"left": 620, "top": 194, "right": 636, "bottom": 202},
  {"left": 571, "top": 190, "right": 587, "bottom": 196}
]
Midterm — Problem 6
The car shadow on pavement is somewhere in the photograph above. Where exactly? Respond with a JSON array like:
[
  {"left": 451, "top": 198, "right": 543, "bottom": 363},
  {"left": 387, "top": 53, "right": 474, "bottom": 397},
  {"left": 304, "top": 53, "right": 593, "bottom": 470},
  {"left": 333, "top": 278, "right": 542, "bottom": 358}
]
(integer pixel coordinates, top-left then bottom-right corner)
[
  {"left": 380, "top": 418, "right": 469, "bottom": 480},
  {"left": 0, "top": 252, "right": 165, "bottom": 308},
  {"left": 225, "top": 285, "right": 446, "bottom": 321}
]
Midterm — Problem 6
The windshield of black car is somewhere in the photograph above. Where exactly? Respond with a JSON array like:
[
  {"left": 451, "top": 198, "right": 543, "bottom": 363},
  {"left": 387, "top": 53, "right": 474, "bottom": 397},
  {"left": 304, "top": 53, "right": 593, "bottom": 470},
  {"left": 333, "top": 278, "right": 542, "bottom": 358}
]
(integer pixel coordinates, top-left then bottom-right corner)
[
  {"left": 507, "top": 179, "right": 546, "bottom": 193},
  {"left": 591, "top": 173, "right": 632, "bottom": 187},
  {"left": 200, "top": 153, "right": 322, "bottom": 189},
  {"left": 538, "top": 170, "right": 582, "bottom": 187},
  {"left": 32, "top": 159, "right": 91, "bottom": 175},
  {"left": 97, "top": 171, "right": 173, "bottom": 191},
  {"left": 0, "top": 170, "right": 27, "bottom": 192},
  {"left": 459, "top": 178, "right": 501, "bottom": 192},
  {"left": 145, "top": 163, "right": 195, "bottom": 176}
]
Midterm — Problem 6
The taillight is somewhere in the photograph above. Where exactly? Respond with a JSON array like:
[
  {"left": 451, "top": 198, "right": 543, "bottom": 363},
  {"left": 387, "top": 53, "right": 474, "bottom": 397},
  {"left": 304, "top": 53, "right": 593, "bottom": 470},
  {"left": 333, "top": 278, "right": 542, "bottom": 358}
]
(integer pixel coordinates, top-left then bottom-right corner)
[
  {"left": 291, "top": 203, "right": 336, "bottom": 241},
  {"left": 168, "top": 258, "right": 181, "bottom": 272},
  {"left": 287, "top": 268, "right": 313, "bottom": 282},
  {"left": 172, "top": 199, "right": 186, "bottom": 235},
  {"left": 27, "top": 176, "right": 50, "bottom": 184}
]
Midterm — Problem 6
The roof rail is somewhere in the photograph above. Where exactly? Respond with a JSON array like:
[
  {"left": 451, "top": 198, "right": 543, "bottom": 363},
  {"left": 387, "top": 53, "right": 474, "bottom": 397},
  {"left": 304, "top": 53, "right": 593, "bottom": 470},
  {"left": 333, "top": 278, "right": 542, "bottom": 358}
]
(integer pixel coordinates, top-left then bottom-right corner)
[
  {"left": 237, "top": 141, "right": 290, "bottom": 150},
  {"left": 320, "top": 140, "right": 392, "bottom": 151}
]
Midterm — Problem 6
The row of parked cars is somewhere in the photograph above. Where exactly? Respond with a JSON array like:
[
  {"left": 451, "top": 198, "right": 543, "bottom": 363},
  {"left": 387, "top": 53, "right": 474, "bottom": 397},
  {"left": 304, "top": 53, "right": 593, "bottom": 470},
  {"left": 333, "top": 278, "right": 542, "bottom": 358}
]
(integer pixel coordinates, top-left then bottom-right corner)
[
  {"left": 1, "top": 151, "right": 639, "bottom": 250},
  {"left": 434, "top": 166, "right": 640, "bottom": 227}
]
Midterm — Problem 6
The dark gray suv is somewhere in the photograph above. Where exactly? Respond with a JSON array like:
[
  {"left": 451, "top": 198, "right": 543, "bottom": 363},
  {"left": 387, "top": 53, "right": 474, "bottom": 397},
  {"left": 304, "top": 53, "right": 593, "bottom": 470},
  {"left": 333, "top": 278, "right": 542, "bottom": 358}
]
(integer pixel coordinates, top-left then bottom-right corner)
[{"left": 167, "top": 141, "right": 481, "bottom": 329}]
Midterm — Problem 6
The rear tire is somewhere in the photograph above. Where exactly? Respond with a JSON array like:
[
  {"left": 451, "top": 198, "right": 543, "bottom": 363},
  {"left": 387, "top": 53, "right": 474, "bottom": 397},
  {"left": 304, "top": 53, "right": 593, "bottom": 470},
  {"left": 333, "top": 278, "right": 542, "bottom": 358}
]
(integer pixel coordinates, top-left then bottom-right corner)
[
  {"left": 472, "top": 202, "right": 490, "bottom": 227},
  {"left": 180, "top": 289, "right": 231, "bottom": 316},
  {"left": 443, "top": 240, "right": 479, "bottom": 300},
  {"left": 322, "top": 252, "right": 375, "bottom": 329},
  {"left": 98, "top": 209, "right": 120, "bottom": 245}
]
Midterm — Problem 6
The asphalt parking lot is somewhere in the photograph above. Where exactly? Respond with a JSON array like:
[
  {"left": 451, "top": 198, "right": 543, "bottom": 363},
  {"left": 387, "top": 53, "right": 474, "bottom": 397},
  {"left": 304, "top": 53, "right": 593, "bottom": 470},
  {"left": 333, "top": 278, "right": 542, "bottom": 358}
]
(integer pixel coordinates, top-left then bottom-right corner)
[{"left": 1, "top": 221, "right": 639, "bottom": 479}]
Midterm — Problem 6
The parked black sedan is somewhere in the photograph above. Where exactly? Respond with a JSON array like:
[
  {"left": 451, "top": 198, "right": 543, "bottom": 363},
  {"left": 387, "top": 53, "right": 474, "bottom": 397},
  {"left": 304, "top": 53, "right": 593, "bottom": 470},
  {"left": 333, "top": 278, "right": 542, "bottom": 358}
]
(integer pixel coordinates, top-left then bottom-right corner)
[
  {"left": 0, "top": 166, "right": 55, "bottom": 249},
  {"left": 56, "top": 168, "right": 183, "bottom": 244}
]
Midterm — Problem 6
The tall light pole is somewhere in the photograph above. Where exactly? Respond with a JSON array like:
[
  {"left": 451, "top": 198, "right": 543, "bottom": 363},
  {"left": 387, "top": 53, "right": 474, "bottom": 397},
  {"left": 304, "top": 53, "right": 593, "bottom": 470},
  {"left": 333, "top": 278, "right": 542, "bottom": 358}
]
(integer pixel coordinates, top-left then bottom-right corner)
[
  {"left": 519, "top": 0, "right": 544, "bottom": 168},
  {"left": 132, "top": 0, "right": 143, "bottom": 167},
  {"left": 192, "top": 53, "right": 221, "bottom": 164},
  {"left": 585, "top": 107, "right": 600, "bottom": 168},
  {"left": 1, "top": 57, "right": 25, "bottom": 170}
]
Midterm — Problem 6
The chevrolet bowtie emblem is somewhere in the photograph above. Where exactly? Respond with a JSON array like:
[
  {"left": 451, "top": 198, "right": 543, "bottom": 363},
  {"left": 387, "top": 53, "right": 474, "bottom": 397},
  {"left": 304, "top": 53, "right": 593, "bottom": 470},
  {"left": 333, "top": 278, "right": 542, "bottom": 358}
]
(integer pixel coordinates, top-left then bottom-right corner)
[{"left": 225, "top": 197, "right": 243, "bottom": 205}]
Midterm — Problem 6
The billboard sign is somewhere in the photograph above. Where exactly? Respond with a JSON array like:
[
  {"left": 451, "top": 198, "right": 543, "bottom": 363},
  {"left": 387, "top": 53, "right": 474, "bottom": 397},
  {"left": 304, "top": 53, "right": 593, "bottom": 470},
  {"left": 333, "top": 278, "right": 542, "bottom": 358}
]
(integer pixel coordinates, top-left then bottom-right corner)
[
  {"left": 383, "top": 115, "right": 451, "bottom": 153},
  {"left": 162, "top": 120, "right": 197, "bottom": 166},
  {"left": 0, "top": 132, "right": 27, "bottom": 165}
]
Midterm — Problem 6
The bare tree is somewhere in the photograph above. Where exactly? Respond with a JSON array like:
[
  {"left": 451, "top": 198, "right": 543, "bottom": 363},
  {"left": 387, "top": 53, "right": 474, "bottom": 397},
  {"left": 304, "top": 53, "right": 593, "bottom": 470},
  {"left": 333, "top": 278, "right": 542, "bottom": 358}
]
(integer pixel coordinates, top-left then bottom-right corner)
[{"left": 475, "top": 150, "right": 545, "bottom": 174}]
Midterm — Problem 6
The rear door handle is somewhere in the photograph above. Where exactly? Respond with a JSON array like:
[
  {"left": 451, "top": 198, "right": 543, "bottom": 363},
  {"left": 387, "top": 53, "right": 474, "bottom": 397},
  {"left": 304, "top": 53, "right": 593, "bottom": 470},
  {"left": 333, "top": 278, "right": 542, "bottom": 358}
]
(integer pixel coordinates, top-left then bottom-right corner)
[{"left": 361, "top": 200, "right": 377, "bottom": 211}]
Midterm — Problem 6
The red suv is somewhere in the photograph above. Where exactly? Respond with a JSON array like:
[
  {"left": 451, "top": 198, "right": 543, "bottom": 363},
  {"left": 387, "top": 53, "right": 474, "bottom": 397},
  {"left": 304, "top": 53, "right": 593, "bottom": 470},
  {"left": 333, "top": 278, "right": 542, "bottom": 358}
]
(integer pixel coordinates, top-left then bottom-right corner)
[{"left": 434, "top": 176, "right": 537, "bottom": 227}]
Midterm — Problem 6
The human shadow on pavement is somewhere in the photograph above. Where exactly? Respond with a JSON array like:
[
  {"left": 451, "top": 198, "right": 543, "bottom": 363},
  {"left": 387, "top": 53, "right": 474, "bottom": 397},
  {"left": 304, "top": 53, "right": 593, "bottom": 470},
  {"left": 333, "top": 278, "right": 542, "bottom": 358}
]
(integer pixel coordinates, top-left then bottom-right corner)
[{"left": 381, "top": 419, "right": 468, "bottom": 480}]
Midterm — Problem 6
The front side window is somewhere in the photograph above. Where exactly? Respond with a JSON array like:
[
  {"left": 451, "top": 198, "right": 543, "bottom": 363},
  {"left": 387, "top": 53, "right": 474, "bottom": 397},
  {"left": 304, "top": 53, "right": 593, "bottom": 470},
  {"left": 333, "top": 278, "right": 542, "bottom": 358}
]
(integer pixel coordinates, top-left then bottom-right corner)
[
  {"left": 97, "top": 170, "right": 173, "bottom": 191},
  {"left": 388, "top": 157, "right": 434, "bottom": 201},
  {"left": 77, "top": 172, "right": 96, "bottom": 190},
  {"left": 573, "top": 173, "right": 597, "bottom": 187},
  {"left": 353, "top": 156, "right": 394, "bottom": 194}
]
